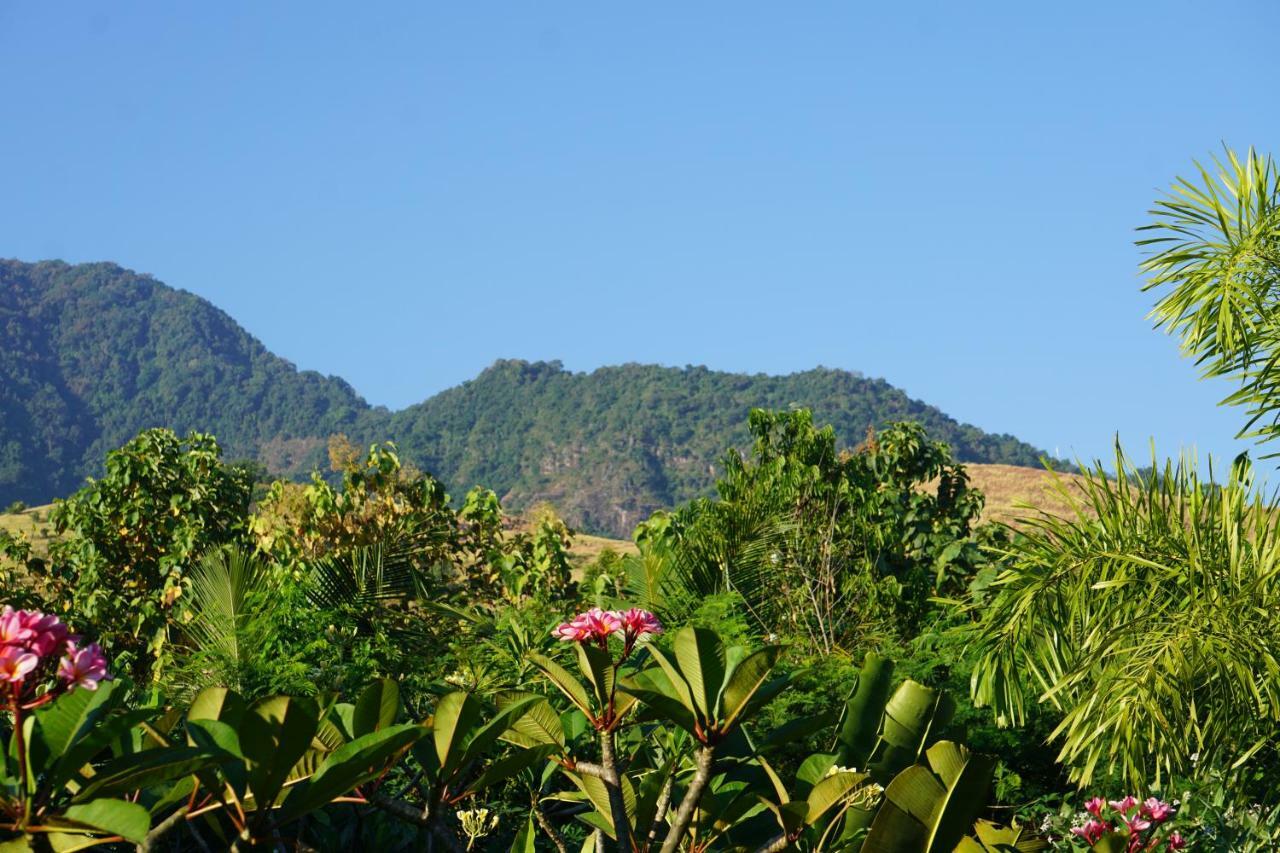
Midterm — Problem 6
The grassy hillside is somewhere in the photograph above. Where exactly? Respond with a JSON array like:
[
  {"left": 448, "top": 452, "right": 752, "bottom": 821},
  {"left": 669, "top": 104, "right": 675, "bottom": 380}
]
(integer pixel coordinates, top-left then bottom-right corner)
[{"left": 0, "top": 259, "right": 1058, "bottom": 536}]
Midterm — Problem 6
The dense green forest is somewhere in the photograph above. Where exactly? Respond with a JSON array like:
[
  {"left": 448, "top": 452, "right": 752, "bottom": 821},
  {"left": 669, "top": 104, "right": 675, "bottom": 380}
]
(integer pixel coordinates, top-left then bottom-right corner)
[{"left": 0, "top": 260, "right": 1049, "bottom": 535}]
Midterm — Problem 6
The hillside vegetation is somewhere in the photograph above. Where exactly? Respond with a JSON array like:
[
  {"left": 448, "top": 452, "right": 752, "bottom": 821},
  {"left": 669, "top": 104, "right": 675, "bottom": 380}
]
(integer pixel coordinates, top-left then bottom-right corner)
[{"left": 0, "top": 259, "right": 1053, "bottom": 535}]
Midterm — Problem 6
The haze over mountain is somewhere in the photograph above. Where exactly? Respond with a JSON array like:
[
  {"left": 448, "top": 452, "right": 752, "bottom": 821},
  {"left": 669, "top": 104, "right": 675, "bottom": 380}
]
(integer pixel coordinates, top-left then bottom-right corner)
[{"left": 0, "top": 260, "right": 1053, "bottom": 535}]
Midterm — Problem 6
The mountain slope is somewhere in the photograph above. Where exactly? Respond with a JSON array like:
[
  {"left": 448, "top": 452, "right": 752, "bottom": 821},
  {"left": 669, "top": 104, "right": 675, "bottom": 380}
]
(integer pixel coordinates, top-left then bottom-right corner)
[
  {"left": 0, "top": 260, "right": 1053, "bottom": 535},
  {"left": 0, "top": 260, "right": 366, "bottom": 500},
  {"left": 384, "top": 360, "right": 1048, "bottom": 534}
]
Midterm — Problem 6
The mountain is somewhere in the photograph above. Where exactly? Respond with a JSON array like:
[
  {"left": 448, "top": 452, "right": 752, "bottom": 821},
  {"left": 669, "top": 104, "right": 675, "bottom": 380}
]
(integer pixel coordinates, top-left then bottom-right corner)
[{"left": 0, "top": 259, "right": 1053, "bottom": 536}]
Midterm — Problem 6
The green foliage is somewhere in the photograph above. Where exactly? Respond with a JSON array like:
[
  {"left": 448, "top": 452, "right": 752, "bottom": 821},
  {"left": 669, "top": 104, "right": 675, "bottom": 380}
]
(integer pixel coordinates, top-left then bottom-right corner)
[
  {"left": 165, "top": 547, "right": 312, "bottom": 701},
  {"left": 625, "top": 411, "right": 993, "bottom": 652},
  {"left": 1139, "top": 146, "right": 1280, "bottom": 450},
  {"left": 964, "top": 448, "right": 1280, "bottom": 800},
  {"left": 251, "top": 439, "right": 454, "bottom": 572},
  {"left": 862, "top": 740, "right": 996, "bottom": 853},
  {"left": 47, "top": 428, "right": 252, "bottom": 680}
]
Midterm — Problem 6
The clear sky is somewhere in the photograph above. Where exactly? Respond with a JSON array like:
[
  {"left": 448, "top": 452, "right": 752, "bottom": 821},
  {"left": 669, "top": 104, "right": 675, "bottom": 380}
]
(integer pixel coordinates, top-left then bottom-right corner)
[{"left": 2, "top": 2, "right": 1278, "bottom": 467}]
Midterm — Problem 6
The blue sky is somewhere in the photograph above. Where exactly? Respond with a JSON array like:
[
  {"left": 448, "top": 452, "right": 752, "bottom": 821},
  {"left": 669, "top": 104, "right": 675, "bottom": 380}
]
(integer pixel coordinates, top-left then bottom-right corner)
[{"left": 2, "top": 2, "right": 1278, "bottom": 467}]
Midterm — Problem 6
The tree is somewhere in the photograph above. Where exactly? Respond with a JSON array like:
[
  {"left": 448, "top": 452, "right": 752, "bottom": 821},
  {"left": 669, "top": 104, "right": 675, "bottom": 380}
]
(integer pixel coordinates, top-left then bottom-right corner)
[
  {"left": 964, "top": 449, "right": 1280, "bottom": 799},
  {"left": 48, "top": 428, "right": 252, "bottom": 680},
  {"left": 625, "top": 411, "right": 991, "bottom": 653},
  {"left": 1140, "top": 146, "right": 1280, "bottom": 449}
]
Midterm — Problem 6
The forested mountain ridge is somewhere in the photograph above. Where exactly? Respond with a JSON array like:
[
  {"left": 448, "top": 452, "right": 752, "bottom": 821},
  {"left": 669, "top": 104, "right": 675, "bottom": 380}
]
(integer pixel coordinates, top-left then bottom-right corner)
[{"left": 0, "top": 259, "right": 1052, "bottom": 535}]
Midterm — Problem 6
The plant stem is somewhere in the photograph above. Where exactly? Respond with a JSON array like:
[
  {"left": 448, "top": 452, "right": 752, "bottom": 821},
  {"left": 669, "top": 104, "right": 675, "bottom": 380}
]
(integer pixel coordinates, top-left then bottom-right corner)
[
  {"left": 598, "top": 729, "right": 631, "bottom": 853},
  {"left": 532, "top": 794, "right": 569, "bottom": 853},
  {"left": 658, "top": 745, "right": 715, "bottom": 853},
  {"left": 752, "top": 834, "right": 790, "bottom": 853},
  {"left": 645, "top": 773, "right": 675, "bottom": 850},
  {"left": 10, "top": 689, "right": 30, "bottom": 828}
]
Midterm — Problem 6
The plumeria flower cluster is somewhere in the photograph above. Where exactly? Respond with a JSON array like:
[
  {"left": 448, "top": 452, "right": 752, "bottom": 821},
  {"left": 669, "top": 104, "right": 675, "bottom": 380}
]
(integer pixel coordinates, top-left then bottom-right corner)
[
  {"left": 0, "top": 605, "right": 108, "bottom": 709},
  {"left": 1071, "top": 794, "right": 1185, "bottom": 851},
  {"left": 553, "top": 607, "right": 663, "bottom": 656}
]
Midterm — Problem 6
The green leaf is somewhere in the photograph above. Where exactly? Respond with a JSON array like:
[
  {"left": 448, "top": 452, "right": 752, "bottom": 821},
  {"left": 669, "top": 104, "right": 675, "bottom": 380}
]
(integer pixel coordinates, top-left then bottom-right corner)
[
  {"left": 352, "top": 678, "right": 400, "bottom": 738},
  {"left": 432, "top": 691, "right": 483, "bottom": 771},
  {"left": 869, "top": 679, "right": 954, "bottom": 782},
  {"left": 48, "top": 707, "right": 158, "bottom": 793},
  {"left": 35, "top": 683, "right": 119, "bottom": 761},
  {"left": 619, "top": 670, "right": 698, "bottom": 734},
  {"left": 73, "top": 746, "right": 217, "bottom": 802},
  {"left": 838, "top": 652, "right": 896, "bottom": 766},
  {"left": 57, "top": 798, "right": 151, "bottom": 844},
  {"left": 719, "top": 644, "right": 784, "bottom": 729},
  {"left": 463, "top": 744, "right": 556, "bottom": 795},
  {"left": 278, "top": 723, "right": 424, "bottom": 821},
  {"left": 240, "top": 695, "right": 320, "bottom": 811},
  {"left": 497, "top": 693, "right": 565, "bottom": 750},
  {"left": 529, "top": 652, "right": 595, "bottom": 718},
  {"left": 803, "top": 771, "right": 868, "bottom": 827},
  {"left": 575, "top": 642, "right": 615, "bottom": 709},
  {"left": 863, "top": 740, "right": 996, "bottom": 853},
  {"left": 510, "top": 813, "right": 537, "bottom": 853},
  {"left": 186, "top": 686, "right": 246, "bottom": 728},
  {"left": 673, "top": 626, "right": 726, "bottom": 720}
]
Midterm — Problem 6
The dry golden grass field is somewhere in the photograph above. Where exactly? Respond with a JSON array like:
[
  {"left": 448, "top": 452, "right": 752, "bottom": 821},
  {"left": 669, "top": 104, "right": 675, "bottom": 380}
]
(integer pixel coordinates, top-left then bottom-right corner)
[{"left": 961, "top": 463, "right": 1089, "bottom": 526}]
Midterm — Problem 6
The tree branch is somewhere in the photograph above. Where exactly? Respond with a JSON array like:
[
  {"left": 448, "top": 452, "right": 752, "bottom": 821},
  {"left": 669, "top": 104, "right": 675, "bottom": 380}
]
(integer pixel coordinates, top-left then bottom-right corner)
[
  {"left": 598, "top": 729, "right": 631, "bottom": 853},
  {"left": 136, "top": 805, "right": 189, "bottom": 852},
  {"left": 659, "top": 745, "right": 715, "bottom": 853}
]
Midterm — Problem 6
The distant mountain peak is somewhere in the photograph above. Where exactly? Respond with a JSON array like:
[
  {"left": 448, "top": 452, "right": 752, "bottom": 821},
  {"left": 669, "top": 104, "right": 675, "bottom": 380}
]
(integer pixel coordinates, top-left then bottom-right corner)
[{"left": 0, "top": 260, "right": 1051, "bottom": 536}]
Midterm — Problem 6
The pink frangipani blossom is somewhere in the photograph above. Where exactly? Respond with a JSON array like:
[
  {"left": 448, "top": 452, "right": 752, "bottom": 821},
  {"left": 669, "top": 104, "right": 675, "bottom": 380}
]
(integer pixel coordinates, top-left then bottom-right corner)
[
  {"left": 0, "top": 646, "right": 39, "bottom": 683},
  {"left": 1125, "top": 814, "right": 1151, "bottom": 834},
  {"left": 553, "top": 607, "right": 661, "bottom": 648},
  {"left": 1070, "top": 819, "right": 1110, "bottom": 845},
  {"left": 58, "top": 642, "right": 108, "bottom": 692},
  {"left": 1109, "top": 795, "right": 1139, "bottom": 814},
  {"left": 1140, "top": 797, "right": 1173, "bottom": 822},
  {"left": 617, "top": 608, "right": 663, "bottom": 642},
  {"left": 1085, "top": 796, "right": 1106, "bottom": 817}
]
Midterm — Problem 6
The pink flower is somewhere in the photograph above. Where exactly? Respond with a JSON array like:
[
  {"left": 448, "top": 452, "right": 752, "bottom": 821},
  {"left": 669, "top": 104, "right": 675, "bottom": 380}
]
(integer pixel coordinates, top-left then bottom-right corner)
[
  {"left": 22, "top": 612, "right": 69, "bottom": 657},
  {"left": 552, "top": 613, "right": 596, "bottom": 642},
  {"left": 1124, "top": 814, "right": 1151, "bottom": 833},
  {"left": 617, "top": 608, "right": 663, "bottom": 643},
  {"left": 1071, "top": 819, "right": 1110, "bottom": 845},
  {"left": 1109, "top": 795, "right": 1139, "bottom": 814},
  {"left": 1140, "top": 797, "right": 1173, "bottom": 822},
  {"left": 0, "top": 606, "right": 35, "bottom": 647},
  {"left": 552, "top": 608, "right": 623, "bottom": 644},
  {"left": 585, "top": 608, "right": 622, "bottom": 636},
  {"left": 1085, "top": 796, "right": 1106, "bottom": 817},
  {"left": 0, "top": 608, "right": 69, "bottom": 657},
  {"left": 1167, "top": 831, "right": 1186, "bottom": 850},
  {"left": 0, "top": 646, "right": 39, "bottom": 683},
  {"left": 57, "top": 642, "right": 108, "bottom": 691}
]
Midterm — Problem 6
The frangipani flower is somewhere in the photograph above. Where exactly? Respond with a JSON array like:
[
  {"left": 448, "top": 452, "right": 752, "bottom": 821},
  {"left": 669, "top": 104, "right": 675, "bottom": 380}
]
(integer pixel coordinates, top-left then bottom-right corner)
[
  {"left": 1109, "top": 795, "right": 1139, "bottom": 814},
  {"left": 1141, "top": 797, "right": 1173, "bottom": 822},
  {"left": 58, "top": 642, "right": 108, "bottom": 691},
  {"left": 1070, "top": 819, "right": 1110, "bottom": 845},
  {"left": 553, "top": 607, "right": 661, "bottom": 649},
  {"left": 552, "top": 608, "right": 621, "bottom": 643},
  {"left": 1085, "top": 796, "right": 1106, "bottom": 817},
  {"left": 1125, "top": 814, "right": 1151, "bottom": 833},
  {"left": 617, "top": 607, "right": 663, "bottom": 643},
  {"left": 0, "top": 646, "right": 39, "bottom": 683}
]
